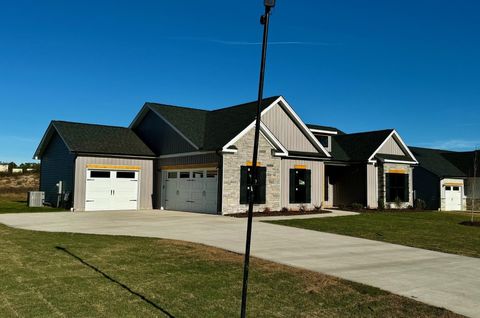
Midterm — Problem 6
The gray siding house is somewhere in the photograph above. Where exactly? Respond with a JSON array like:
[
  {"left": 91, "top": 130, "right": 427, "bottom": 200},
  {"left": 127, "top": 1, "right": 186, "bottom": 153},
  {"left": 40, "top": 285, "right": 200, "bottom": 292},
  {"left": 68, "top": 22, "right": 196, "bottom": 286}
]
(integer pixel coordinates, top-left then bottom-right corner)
[
  {"left": 411, "top": 147, "right": 479, "bottom": 211},
  {"left": 35, "top": 96, "right": 419, "bottom": 214}
]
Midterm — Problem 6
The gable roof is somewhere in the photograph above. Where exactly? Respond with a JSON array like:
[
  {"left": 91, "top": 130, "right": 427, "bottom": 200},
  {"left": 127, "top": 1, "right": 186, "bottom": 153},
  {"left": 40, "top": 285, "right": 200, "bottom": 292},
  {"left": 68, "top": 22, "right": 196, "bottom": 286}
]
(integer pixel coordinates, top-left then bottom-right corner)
[
  {"left": 331, "top": 129, "right": 394, "bottom": 161},
  {"left": 35, "top": 121, "right": 155, "bottom": 158},
  {"left": 134, "top": 96, "right": 300, "bottom": 152},
  {"left": 409, "top": 147, "right": 466, "bottom": 178}
]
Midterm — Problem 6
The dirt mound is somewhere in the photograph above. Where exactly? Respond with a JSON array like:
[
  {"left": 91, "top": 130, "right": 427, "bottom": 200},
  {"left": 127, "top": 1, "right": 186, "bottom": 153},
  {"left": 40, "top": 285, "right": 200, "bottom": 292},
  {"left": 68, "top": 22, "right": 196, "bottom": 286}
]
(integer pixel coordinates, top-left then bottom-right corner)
[{"left": 0, "top": 173, "right": 39, "bottom": 198}]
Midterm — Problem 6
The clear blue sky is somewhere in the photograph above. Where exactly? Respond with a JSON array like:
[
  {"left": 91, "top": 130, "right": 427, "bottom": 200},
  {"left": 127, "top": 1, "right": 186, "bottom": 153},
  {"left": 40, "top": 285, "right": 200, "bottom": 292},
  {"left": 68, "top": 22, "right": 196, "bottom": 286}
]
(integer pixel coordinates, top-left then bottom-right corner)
[{"left": 1, "top": 0, "right": 479, "bottom": 163}]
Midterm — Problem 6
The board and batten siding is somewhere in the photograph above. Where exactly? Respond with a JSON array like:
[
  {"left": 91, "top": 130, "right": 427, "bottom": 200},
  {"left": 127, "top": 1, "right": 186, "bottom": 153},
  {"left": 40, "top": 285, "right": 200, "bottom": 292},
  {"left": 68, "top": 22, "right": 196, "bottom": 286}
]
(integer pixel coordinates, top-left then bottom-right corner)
[
  {"left": 73, "top": 156, "right": 154, "bottom": 211},
  {"left": 261, "top": 103, "right": 318, "bottom": 153},
  {"left": 377, "top": 136, "right": 406, "bottom": 156},
  {"left": 280, "top": 159, "right": 324, "bottom": 209},
  {"left": 40, "top": 131, "right": 75, "bottom": 206},
  {"left": 366, "top": 164, "right": 378, "bottom": 208},
  {"left": 133, "top": 109, "right": 196, "bottom": 156}
]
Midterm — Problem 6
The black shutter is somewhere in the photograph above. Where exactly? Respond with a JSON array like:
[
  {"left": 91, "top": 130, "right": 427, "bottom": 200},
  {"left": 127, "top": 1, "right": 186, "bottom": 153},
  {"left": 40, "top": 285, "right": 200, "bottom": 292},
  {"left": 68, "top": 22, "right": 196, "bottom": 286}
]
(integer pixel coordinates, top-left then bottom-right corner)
[
  {"left": 305, "top": 170, "right": 311, "bottom": 203},
  {"left": 256, "top": 167, "right": 266, "bottom": 204},
  {"left": 289, "top": 169, "right": 296, "bottom": 203},
  {"left": 404, "top": 174, "right": 409, "bottom": 202},
  {"left": 385, "top": 173, "right": 390, "bottom": 202},
  {"left": 240, "top": 166, "right": 248, "bottom": 204}
]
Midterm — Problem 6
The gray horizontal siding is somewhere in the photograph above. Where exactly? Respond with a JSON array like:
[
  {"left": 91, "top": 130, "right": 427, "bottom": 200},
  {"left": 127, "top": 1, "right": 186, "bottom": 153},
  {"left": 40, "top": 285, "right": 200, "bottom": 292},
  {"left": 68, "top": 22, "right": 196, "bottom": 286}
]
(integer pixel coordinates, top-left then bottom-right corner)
[
  {"left": 262, "top": 103, "right": 318, "bottom": 153},
  {"left": 74, "top": 156, "right": 153, "bottom": 211},
  {"left": 40, "top": 132, "right": 75, "bottom": 207},
  {"left": 133, "top": 109, "right": 196, "bottom": 155},
  {"left": 157, "top": 152, "right": 221, "bottom": 168}
]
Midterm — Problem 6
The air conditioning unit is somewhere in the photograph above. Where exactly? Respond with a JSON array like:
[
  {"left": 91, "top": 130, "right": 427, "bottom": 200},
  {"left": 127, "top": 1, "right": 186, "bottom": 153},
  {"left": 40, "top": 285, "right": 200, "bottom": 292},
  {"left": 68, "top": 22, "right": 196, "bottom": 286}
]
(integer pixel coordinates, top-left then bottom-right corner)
[{"left": 28, "top": 191, "right": 45, "bottom": 207}]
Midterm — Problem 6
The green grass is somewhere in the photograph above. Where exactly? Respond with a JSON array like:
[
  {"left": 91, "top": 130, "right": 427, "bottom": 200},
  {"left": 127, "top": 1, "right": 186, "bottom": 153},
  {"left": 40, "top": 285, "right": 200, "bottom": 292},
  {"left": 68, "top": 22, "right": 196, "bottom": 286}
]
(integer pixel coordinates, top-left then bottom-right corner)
[
  {"left": 0, "top": 198, "right": 66, "bottom": 214},
  {"left": 267, "top": 212, "right": 480, "bottom": 258},
  {"left": 0, "top": 224, "right": 459, "bottom": 317}
]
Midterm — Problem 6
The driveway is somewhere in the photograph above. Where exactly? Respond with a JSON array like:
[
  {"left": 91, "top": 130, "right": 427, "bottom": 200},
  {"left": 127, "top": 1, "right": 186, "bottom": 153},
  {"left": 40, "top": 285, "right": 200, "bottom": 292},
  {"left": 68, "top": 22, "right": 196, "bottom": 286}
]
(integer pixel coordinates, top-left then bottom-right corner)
[{"left": 1, "top": 210, "right": 479, "bottom": 318}]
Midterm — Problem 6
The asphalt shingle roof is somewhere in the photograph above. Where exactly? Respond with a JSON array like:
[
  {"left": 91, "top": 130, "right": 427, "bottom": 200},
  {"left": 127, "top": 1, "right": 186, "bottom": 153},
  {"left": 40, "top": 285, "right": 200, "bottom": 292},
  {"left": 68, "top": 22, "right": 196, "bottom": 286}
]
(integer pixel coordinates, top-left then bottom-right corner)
[
  {"left": 146, "top": 96, "right": 281, "bottom": 151},
  {"left": 409, "top": 147, "right": 466, "bottom": 178},
  {"left": 331, "top": 129, "right": 394, "bottom": 162},
  {"left": 50, "top": 121, "right": 155, "bottom": 157}
]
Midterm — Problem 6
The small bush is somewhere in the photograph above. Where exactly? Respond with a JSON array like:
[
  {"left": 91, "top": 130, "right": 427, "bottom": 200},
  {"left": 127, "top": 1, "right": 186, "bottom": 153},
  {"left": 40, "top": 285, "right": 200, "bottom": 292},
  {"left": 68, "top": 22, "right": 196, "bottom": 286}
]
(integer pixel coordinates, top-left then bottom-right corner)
[
  {"left": 298, "top": 204, "right": 307, "bottom": 212},
  {"left": 263, "top": 207, "right": 271, "bottom": 213},
  {"left": 281, "top": 207, "right": 289, "bottom": 213},
  {"left": 351, "top": 203, "right": 363, "bottom": 211},
  {"left": 414, "top": 199, "right": 427, "bottom": 211},
  {"left": 377, "top": 199, "right": 385, "bottom": 211},
  {"left": 394, "top": 196, "right": 403, "bottom": 208},
  {"left": 313, "top": 205, "right": 322, "bottom": 212}
]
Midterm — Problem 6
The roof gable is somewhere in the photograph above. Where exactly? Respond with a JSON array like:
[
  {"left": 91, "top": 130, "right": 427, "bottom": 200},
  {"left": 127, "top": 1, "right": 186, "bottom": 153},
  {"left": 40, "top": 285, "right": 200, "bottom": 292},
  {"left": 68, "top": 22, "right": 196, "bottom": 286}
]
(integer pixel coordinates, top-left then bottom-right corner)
[
  {"left": 35, "top": 121, "right": 155, "bottom": 158},
  {"left": 331, "top": 129, "right": 393, "bottom": 161}
]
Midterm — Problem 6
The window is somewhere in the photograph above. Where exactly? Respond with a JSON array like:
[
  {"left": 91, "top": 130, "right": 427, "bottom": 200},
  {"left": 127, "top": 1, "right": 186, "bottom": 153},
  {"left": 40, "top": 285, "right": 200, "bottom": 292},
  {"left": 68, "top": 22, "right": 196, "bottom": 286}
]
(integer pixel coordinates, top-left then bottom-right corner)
[
  {"left": 179, "top": 172, "right": 190, "bottom": 178},
  {"left": 206, "top": 170, "right": 217, "bottom": 178},
  {"left": 240, "top": 166, "right": 266, "bottom": 204},
  {"left": 289, "top": 169, "right": 311, "bottom": 204},
  {"left": 453, "top": 186, "right": 460, "bottom": 191},
  {"left": 117, "top": 171, "right": 135, "bottom": 179},
  {"left": 167, "top": 171, "right": 177, "bottom": 179},
  {"left": 386, "top": 173, "right": 409, "bottom": 202},
  {"left": 445, "top": 186, "right": 451, "bottom": 191},
  {"left": 90, "top": 171, "right": 110, "bottom": 178},
  {"left": 317, "top": 135, "right": 329, "bottom": 148},
  {"left": 193, "top": 171, "right": 204, "bottom": 178}
]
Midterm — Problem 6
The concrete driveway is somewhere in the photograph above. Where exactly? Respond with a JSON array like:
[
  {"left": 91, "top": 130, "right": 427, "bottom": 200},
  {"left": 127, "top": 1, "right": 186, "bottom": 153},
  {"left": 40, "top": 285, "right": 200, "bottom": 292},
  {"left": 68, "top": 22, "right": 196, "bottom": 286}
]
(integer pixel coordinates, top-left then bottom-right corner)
[{"left": 1, "top": 210, "right": 479, "bottom": 318}]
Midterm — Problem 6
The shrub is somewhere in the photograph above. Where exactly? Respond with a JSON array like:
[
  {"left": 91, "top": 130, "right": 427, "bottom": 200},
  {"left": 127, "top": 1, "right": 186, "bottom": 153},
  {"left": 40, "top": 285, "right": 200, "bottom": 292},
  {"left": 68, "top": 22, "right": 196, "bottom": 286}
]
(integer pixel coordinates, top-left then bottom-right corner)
[
  {"left": 351, "top": 203, "right": 363, "bottom": 211},
  {"left": 298, "top": 204, "right": 307, "bottom": 212},
  {"left": 263, "top": 207, "right": 271, "bottom": 213},
  {"left": 414, "top": 199, "right": 427, "bottom": 211},
  {"left": 394, "top": 196, "right": 403, "bottom": 209},
  {"left": 377, "top": 199, "right": 385, "bottom": 211},
  {"left": 313, "top": 205, "right": 322, "bottom": 212},
  {"left": 281, "top": 207, "right": 289, "bottom": 213}
]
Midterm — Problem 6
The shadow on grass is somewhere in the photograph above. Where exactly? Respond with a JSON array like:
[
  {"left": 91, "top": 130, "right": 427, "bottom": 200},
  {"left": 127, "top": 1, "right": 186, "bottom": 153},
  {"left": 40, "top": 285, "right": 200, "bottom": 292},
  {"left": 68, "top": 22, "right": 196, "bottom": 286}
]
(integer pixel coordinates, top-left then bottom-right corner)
[{"left": 55, "top": 246, "right": 175, "bottom": 318}]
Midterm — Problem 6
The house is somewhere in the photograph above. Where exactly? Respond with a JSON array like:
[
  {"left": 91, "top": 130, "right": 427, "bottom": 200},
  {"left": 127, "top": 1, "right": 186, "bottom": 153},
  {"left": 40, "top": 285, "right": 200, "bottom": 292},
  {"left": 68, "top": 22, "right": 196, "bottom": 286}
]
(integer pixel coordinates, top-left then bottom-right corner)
[
  {"left": 12, "top": 168, "right": 23, "bottom": 174},
  {"left": 0, "top": 164, "right": 9, "bottom": 173},
  {"left": 34, "top": 121, "right": 156, "bottom": 210},
  {"left": 35, "top": 96, "right": 418, "bottom": 213},
  {"left": 411, "top": 147, "right": 479, "bottom": 211},
  {"left": 308, "top": 126, "right": 418, "bottom": 209}
]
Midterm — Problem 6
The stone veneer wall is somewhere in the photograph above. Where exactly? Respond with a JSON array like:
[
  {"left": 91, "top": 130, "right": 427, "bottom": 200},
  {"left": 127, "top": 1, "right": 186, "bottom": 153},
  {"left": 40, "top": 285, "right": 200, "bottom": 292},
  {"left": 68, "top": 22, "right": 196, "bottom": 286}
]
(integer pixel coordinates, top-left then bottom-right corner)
[
  {"left": 221, "top": 129, "right": 281, "bottom": 214},
  {"left": 378, "top": 163, "right": 414, "bottom": 209}
]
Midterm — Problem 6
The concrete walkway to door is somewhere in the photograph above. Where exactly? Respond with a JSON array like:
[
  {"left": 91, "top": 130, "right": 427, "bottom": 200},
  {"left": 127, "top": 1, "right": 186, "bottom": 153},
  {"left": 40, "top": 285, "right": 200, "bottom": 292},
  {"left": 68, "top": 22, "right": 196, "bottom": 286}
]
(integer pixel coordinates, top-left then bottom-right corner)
[{"left": 0, "top": 210, "right": 479, "bottom": 318}]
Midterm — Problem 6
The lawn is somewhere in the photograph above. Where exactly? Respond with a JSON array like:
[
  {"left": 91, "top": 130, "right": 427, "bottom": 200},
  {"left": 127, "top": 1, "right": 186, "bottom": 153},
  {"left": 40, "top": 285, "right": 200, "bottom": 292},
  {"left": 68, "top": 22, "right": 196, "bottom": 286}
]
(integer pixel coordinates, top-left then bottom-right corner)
[
  {"left": 268, "top": 212, "right": 480, "bottom": 258},
  {"left": 0, "top": 224, "right": 459, "bottom": 317},
  {"left": 0, "top": 198, "right": 66, "bottom": 214}
]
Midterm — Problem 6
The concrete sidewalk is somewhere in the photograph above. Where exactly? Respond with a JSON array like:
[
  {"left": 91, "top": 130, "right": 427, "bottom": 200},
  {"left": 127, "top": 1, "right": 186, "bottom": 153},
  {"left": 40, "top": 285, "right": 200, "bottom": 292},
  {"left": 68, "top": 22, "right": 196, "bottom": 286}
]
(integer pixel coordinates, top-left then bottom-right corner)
[{"left": 0, "top": 210, "right": 479, "bottom": 317}]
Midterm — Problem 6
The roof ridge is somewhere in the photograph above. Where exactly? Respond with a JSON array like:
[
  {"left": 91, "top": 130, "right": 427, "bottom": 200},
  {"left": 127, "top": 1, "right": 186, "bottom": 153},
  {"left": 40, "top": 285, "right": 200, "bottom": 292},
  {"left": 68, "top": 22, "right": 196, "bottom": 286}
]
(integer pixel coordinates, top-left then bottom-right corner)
[
  {"left": 145, "top": 102, "right": 209, "bottom": 113},
  {"left": 336, "top": 128, "right": 393, "bottom": 137},
  {"left": 52, "top": 120, "right": 129, "bottom": 130},
  {"left": 210, "top": 95, "right": 281, "bottom": 112}
]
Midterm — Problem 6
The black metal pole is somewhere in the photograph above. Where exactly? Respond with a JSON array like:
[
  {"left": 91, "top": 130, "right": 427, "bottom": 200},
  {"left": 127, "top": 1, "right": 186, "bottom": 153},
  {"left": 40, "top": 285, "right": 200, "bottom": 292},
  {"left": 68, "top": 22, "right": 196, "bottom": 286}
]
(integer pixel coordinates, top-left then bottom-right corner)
[{"left": 240, "top": 4, "right": 272, "bottom": 318}]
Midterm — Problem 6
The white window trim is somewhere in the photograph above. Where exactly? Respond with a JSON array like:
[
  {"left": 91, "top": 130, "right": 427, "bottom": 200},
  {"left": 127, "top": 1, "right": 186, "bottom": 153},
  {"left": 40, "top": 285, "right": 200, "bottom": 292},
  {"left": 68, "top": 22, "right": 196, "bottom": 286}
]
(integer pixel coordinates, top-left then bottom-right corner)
[{"left": 368, "top": 130, "right": 418, "bottom": 164}]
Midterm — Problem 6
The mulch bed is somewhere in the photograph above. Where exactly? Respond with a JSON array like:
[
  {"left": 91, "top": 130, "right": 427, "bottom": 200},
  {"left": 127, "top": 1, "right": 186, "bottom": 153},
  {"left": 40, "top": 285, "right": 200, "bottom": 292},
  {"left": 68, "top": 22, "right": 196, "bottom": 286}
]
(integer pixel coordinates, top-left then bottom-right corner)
[
  {"left": 459, "top": 221, "right": 480, "bottom": 227},
  {"left": 228, "top": 210, "right": 331, "bottom": 218}
]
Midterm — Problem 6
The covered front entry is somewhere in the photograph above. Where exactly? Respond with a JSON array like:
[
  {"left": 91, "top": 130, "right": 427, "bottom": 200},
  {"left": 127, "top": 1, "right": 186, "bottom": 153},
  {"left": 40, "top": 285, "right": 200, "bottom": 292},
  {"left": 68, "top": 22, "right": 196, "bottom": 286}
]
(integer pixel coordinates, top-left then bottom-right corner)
[
  {"left": 162, "top": 169, "right": 218, "bottom": 214},
  {"left": 324, "top": 164, "right": 367, "bottom": 208},
  {"left": 85, "top": 169, "right": 139, "bottom": 211}
]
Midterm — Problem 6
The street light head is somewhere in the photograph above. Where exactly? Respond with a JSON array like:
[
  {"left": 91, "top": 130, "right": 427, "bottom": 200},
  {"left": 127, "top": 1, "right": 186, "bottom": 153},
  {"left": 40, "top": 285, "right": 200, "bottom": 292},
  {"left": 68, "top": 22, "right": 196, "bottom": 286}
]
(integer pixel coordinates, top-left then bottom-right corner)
[{"left": 264, "top": 0, "right": 275, "bottom": 8}]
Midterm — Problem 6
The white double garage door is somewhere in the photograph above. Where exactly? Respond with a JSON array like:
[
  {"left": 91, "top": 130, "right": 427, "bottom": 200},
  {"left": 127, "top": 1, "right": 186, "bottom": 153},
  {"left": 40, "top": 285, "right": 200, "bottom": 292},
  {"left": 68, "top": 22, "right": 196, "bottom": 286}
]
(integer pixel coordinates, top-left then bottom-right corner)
[
  {"left": 162, "top": 169, "right": 218, "bottom": 214},
  {"left": 85, "top": 169, "right": 139, "bottom": 211}
]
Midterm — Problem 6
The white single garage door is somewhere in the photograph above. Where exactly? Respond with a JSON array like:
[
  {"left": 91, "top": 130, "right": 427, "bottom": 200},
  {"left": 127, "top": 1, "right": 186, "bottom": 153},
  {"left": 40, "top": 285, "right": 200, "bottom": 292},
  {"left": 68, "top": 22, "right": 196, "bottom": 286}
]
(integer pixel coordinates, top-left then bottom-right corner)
[
  {"left": 445, "top": 185, "right": 462, "bottom": 211},
  {"left": 85, "top": 170, "right": 139, "bottom": 211},
  {"left": 163, "top": 169, "right": 218, "bottom": 214}
]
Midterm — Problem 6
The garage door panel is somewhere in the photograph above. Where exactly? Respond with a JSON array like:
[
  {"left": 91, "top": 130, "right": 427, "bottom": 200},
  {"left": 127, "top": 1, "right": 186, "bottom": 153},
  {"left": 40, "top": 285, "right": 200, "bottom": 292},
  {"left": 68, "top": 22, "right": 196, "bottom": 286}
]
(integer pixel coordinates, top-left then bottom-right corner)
[
  {"left": 164, "top": 169, "right": 218, "bottom": 214},
  {"left": 85, "top": 170, "right": 139, "bottom": 211}
]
